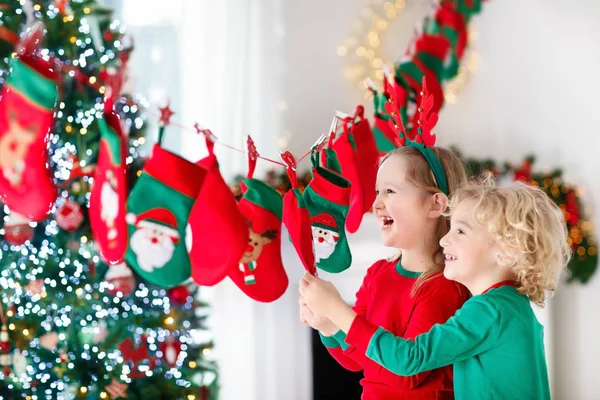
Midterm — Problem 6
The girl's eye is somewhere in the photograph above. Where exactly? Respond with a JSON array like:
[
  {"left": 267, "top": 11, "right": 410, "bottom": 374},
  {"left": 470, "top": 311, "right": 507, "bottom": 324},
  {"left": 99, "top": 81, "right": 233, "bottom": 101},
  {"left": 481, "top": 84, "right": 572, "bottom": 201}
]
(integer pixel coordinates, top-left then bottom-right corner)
[
  {"left": 375, "top": 190, "right": 379, "bottom": 195},
  {"left": 386, "top": 189, "right": 395, "bottom": 194},
  {"left": 457, "top": 229, "right": 465, "bottom": 235}
]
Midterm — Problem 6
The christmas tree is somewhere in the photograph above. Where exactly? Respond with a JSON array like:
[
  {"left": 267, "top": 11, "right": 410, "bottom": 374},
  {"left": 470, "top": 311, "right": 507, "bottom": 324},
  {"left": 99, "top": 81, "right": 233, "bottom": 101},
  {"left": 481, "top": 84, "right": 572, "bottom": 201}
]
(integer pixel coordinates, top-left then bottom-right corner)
[{"left": 0, "top": 1, "right": 217, "bottom": 398}]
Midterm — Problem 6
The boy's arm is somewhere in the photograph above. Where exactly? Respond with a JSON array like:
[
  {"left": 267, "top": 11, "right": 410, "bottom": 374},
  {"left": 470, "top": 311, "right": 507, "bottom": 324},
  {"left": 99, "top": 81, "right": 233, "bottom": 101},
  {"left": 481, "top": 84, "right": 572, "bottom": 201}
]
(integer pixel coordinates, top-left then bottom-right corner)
[
  {"left": 320, "top": 332, "right": 364, "bottom": 371},
  {"left": 335, "top": 297, "right": 500, "bottom": 376}
]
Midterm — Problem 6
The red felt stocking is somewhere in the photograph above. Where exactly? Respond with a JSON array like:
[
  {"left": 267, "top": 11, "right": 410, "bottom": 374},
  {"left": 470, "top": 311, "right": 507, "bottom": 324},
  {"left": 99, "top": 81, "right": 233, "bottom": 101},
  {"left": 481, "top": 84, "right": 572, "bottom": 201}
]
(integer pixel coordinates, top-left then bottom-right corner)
[
  {"left": 0, "top": 34, "right": 59, "bottom": 221},
  {"left": 332, "top": 118, "right": 364, "bottom": 234},
  {"left": 89, "top": 97, "right": 128, "bottom": 265},
  {"left": 349, "top": 106, "right": 379, "bottom": 214},
  {"left": 228, "top": 144, "right": 288, "bottom": 302},
  {"left": 190, "top": 132, "right": 248, "bottom": 286},
  {"left": 281, "top": 152, "right": 316, "bottom": 275}
]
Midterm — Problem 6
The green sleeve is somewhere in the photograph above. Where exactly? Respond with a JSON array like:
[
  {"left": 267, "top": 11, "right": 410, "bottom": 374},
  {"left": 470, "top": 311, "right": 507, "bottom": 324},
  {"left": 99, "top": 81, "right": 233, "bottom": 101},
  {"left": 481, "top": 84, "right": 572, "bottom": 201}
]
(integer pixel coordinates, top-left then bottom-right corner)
[
  {"left": 333, "top": 330, "right": 350, "bottom": 350},
  {"left": 320, "top": 330, "right": 350, "bottom": 350},
  {"left": 319, "top": 332, "right": 340, "bottom": 349},
  {"left": 364, "top": 297, "right": 500, "bottom": 376}
]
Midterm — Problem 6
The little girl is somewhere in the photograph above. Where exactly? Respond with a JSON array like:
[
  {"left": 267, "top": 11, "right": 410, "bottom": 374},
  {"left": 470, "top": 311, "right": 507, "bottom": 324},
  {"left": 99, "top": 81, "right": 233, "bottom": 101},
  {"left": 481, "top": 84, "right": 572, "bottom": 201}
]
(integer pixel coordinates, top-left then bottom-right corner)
[
  {"left": 300, "top": 144, "right": 470, "bottom": 399},
  {"left": 300, "top": 179, "right": 570, "bottom": 400}
]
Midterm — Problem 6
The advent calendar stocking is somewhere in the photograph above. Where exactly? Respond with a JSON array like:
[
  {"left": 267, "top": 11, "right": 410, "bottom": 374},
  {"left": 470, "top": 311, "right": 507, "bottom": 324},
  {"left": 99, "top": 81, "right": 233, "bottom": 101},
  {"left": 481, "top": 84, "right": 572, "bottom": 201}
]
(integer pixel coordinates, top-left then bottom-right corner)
[
  {"left": 281, "top": 152, "right": 316, "bottom": 275},
  {"left": 348, "top": 106, "right": 379, "bottom": 214},
  {"left": 89, "top": 107, "right": 128, "bottom": 264},
  {"left": 0, "top": 50, "right": 59, "bottom": 221},
  {"left": 125, "top": 140, "right": 206, "bottom": 288},
  {"left": 189, "top": 133, "right": 248, "bottom": 286},
  {"left": 303, "top": 149, "right": 352, "bottom": 273},
  {"left": 228, "top": 139, "right": 287, "bottom": 302},
  {"left": 332, "top": 119, "right": 364, "bottom": 234}
]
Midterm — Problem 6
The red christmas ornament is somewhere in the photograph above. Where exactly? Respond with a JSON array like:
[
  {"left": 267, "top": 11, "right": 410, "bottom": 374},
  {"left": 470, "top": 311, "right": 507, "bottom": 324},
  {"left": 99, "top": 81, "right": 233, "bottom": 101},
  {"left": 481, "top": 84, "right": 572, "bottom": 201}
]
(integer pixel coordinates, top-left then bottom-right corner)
[
  {"left": 88, "top": 261, "right": 97, "bottom": 277},
  {"left": 3, "top": 212, "right": 33, "bottom": 245},
  {"left": 200, "top": 386, "right": 210, "bottom": 400},
  {"left": 565, "top": 190, "right": 581, "bottom": 227},
  {"left": 104, "top": 262, "right": 135, "bottom": 296},
  {"left": 25, "top": 279, "right": 45, "bottom": 295},
  {"left": 54, "top": 0, "right": 69, "bottom": 14},
  {"left": 168, "top": 286, "right": 190, "bottom": 305},
  {"left": 106, "top": 378, "right": 128, "bottom": 399},
  {"left": 514, "top": 160, "right": 532, "bottom": 183},
  {"left": 55, "top": 199, "right": 84, "bottom": 231},
  {"left": 118, "top": 336, "right": 156, "bottom": 379},
  {"left": 159, "top": 336, "right": 182, "bottom": 367}
]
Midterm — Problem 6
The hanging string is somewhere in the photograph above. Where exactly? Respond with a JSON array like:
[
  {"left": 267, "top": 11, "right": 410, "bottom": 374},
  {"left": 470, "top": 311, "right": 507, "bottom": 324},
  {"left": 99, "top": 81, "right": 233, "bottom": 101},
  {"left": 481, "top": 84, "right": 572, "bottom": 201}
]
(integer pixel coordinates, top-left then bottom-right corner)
[{"left": 12, "top": 30, "right": 332, "bottom": 170}]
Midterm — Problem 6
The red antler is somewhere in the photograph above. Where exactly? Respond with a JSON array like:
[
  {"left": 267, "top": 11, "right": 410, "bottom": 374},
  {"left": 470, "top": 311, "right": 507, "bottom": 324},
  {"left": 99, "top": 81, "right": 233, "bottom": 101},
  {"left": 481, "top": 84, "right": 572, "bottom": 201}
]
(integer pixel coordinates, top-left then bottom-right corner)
[
  {"left": 383, "top": 76, "right": 407, "bottom": 146},
  {"left": 415, "top": 77, "right": 438, "bottom": 147}
]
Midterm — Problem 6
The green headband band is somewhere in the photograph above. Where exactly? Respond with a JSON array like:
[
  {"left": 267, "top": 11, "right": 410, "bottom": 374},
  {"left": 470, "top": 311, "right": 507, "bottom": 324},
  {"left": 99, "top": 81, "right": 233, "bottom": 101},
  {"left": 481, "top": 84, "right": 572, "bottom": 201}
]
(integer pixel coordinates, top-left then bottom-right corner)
[{"left": 407, "top": 141, "right": 449, "bottom": 196}]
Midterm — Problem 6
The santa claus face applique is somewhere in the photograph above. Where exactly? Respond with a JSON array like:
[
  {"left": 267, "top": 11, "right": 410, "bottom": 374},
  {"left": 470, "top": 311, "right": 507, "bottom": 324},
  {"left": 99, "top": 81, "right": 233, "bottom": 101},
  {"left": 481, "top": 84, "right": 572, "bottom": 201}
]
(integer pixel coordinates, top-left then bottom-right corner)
[
  {"left": 100, "top": 170, "right": 120, "bottom": 241},
  {"left": 126, "top": 208, "right": 180, "bottom": 273},
  {"left": 0, "top": 111, "right": 37, "bottom": 188},
  {"left": 310, "top": 213, "right": 340, "bottom": 263}
]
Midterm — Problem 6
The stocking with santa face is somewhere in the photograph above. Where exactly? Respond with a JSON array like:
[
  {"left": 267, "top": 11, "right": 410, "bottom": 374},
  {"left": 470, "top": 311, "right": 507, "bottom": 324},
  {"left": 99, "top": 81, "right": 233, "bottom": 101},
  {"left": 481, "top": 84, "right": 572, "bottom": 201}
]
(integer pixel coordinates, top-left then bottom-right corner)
[
  {"left": 228, "top": 178, "right": 287, "bottom": 302},
  {"left": 89, "top": 111, "right": 128, "bottom": 265},
  {"left": 0, "top": 52, "right": 59, "bottom": 221},
  {"left": 303, "top": 149, "right": 352, "bottom": 273},
  {"left": 125, "top": 144, "right": 206, "bottom": 288}
]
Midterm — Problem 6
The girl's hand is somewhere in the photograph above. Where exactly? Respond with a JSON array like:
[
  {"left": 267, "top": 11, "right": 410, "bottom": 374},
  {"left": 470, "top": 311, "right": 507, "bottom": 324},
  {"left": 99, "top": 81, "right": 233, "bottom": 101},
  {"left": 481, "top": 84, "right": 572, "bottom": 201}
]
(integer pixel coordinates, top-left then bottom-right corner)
[
  {"left": 299, "top": 272, "right": 345, "bottom": 318},
  {"left": 299, "top": 296, "right": 338, "bottom": 336}
]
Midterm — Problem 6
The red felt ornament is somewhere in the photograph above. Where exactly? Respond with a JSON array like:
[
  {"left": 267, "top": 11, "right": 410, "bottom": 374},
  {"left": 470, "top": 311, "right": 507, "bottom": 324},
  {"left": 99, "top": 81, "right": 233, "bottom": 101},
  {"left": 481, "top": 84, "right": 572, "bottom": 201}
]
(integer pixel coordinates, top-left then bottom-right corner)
[
  {"left": 158, "top": 101, "right": 175, "bottom": 127},
  {"left": 118, "top": 336, "right": 155, "bottom": 379},
  {"left": 55, "top": 199, "right": 84, "bottom": 231},
  {"left": 3, "top": 212, "right": 34, "bottom": 245},
  {"left": 106, "top": 378, "right": 128, "bottom": 399},
  {"left": 104, "top": 262, "right": 136, "bottom": 296},
  {"left": 159, "top": 336, "right": 182, "bottom": 367}
]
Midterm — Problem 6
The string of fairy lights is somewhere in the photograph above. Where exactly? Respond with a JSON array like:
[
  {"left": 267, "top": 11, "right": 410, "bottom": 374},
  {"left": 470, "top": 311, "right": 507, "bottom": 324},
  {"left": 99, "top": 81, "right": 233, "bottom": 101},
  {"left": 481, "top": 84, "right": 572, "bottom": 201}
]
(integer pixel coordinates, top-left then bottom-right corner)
[{"left": 337, "top": 0, "right": 479, "bottom": 103}]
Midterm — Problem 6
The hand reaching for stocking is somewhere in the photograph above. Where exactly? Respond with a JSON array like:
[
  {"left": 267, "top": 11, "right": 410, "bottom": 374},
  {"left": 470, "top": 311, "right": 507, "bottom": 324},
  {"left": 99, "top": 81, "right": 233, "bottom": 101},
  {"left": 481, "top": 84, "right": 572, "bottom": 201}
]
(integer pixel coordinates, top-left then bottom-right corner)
[{"left": 299, "top": 296, "right": 338, "bottom": 337}]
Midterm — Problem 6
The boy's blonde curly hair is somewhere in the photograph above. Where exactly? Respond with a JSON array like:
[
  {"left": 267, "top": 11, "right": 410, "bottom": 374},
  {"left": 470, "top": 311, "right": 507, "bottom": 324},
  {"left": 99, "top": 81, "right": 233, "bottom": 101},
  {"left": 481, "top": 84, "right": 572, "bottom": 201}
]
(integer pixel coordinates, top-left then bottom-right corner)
[{"left": 448, "top": 176, "right": 571, "bottom": 307}]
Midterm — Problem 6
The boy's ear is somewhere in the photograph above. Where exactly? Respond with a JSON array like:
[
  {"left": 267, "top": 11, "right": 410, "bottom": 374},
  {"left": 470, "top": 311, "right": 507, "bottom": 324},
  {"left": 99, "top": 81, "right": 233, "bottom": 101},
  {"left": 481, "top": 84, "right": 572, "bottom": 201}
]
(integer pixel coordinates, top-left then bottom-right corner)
[
  {"left": 496, "top": 252, "right": 517, "bottom": 268},
  {"left": 427, "top": 192, "right": 448, "bottom": 219},
  {"left": 491, "top": 244, "right": 518, "bottom": 268}
]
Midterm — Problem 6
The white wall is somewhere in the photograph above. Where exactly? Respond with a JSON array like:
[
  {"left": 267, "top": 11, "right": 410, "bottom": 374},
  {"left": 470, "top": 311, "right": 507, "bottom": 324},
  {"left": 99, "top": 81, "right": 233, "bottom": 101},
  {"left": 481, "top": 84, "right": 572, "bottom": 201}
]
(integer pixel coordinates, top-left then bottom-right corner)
[{"left": 283, "top": 0, "right": 600, "bottom": 399}]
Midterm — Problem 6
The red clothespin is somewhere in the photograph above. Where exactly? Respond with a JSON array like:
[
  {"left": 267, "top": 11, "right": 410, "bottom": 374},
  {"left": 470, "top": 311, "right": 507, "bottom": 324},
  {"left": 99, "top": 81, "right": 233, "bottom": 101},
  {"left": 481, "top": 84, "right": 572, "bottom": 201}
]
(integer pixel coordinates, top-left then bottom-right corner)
[
  {"left": 280, "top": 151, "right": 297, "bottom": 188},
  {"left": 194, "top": 123, "right": 218, "bottom": 156},
  {"left": 246, "top": 135, "right": 259, "bottom": 179}
]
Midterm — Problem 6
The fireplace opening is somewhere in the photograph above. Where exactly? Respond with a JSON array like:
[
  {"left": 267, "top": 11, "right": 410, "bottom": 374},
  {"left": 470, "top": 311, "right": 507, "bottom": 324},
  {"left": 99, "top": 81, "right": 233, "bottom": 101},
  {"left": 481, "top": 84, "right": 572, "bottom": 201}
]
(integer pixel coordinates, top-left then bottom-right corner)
[{"left": 311, "top": 329, "right": 362, "bottom": 400}]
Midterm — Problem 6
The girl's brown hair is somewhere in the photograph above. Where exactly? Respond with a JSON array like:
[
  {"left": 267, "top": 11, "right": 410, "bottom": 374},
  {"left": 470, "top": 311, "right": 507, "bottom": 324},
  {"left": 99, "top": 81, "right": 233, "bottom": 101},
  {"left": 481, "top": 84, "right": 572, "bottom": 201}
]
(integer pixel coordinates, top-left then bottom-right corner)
[{"left": 382, "top": 146, "right": 467, "bottom": 296}]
